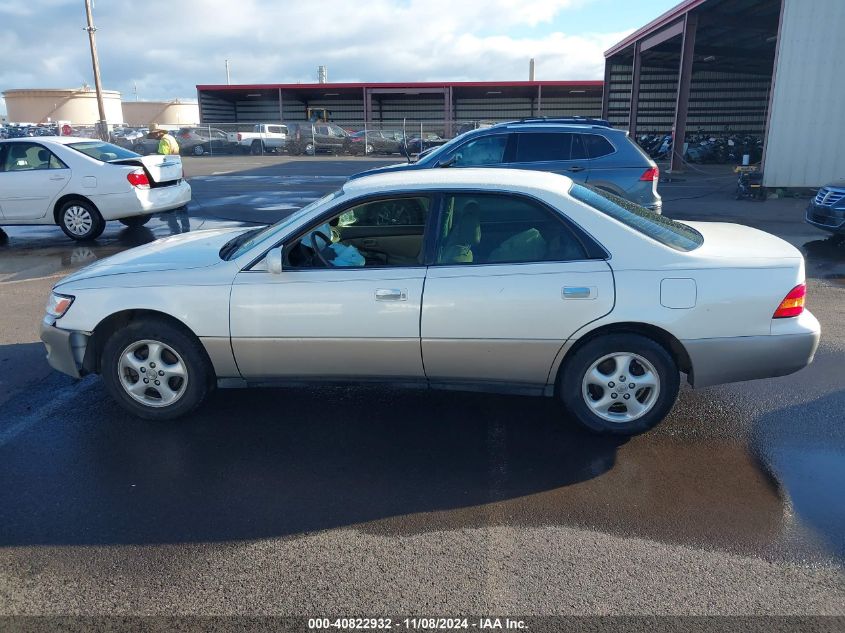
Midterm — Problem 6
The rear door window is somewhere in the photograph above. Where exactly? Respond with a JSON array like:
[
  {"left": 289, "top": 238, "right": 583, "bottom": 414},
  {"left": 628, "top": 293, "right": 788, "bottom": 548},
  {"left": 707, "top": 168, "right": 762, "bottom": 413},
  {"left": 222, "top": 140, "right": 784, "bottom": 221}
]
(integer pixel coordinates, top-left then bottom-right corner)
[
  {"left": 570, "top": 134, "right": 588, "bottom": 160},
  {"left": 435, "top": 193, "right": 590, "bottom": 265},
  {"left": 1, "top": 142, "right": 66, "bottom": 171},
  {"left": 514, "top": 133, "right": 574, "bottom": 162}
]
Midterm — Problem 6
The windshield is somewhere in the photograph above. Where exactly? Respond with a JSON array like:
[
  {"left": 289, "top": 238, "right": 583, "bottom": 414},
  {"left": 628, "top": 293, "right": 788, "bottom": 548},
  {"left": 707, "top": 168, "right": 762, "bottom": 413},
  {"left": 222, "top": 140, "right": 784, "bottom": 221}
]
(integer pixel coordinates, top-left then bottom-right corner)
[
  {"left": 68, "top": 141, "right": 140, "bottom": 162},
  {"left": 570, "top": 183, "right": 703, "bottom": 252},
  {"left": 220, "top": 190, "right": 344, "bottom": 260},
  {"left": 414, "top": 130, "right": 474, "bottom": 165}
]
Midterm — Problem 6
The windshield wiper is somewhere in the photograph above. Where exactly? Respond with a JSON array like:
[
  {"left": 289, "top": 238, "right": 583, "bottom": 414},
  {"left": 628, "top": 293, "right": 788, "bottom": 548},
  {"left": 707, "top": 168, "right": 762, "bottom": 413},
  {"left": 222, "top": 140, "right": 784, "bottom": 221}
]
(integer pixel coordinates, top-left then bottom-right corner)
[{"left": 219, "top": 227, "right": 262, "bottom": 260}]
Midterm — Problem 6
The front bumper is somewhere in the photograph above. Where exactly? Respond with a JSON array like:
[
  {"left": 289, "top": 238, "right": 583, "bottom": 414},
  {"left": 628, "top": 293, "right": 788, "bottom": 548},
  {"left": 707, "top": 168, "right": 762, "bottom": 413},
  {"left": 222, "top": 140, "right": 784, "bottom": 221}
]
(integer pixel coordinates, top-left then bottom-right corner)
[
  {"left": 683, "top": 310, "right": 821, "bottom": 388},
  {"left": 805, "top": 203, "right": 845, "bottom": 234},
  {"left": 40, "top": 321, "right": 88, "bottom": 379}
]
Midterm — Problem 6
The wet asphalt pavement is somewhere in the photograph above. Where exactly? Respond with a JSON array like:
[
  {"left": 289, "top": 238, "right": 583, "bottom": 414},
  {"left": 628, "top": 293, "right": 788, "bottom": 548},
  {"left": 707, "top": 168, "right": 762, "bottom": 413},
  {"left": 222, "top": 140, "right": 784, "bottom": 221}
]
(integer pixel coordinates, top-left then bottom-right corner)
[{"left": 1, "top": 157, "right": 844, "bottom": 616}]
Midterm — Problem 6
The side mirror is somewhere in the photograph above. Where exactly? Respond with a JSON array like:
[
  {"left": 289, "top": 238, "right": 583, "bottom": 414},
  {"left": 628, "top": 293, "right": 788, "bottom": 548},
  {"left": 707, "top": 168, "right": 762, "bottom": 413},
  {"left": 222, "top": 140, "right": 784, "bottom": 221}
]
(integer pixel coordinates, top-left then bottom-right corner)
[{"left": 266, "top": 247, "right": 283, "bottom": 274}]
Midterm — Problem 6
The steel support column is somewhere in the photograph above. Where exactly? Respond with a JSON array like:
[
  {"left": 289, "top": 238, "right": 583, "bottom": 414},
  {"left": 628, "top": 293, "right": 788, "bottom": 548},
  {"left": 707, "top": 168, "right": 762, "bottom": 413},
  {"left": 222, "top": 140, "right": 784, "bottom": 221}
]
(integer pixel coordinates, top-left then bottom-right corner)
[
  {"left": 364, "top": 87, "right": 372, "bottom": 125},
  {"left": 628, "top": 41, "right": 642, "bottom": 138},
  {"left": 444, "top": 87, "right": 453, "bottom": 137},
  {"left": 670, "top": 12, "right": 698, "bottom": 173},
  {"left": 601, "top": 62, "right": 611, "bottom": 120},
  {"left": 278, "top": 88, "right": 283, "bottom": 122},
  {"left": 537, "top": 84, "right": 543, "bottom": 115}
]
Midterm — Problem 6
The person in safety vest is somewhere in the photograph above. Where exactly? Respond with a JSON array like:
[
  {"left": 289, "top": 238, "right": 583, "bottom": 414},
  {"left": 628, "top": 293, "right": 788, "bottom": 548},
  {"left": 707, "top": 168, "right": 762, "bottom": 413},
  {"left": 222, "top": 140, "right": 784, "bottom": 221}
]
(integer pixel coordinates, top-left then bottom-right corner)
[{"left": 151, "top": 127, "right": 180, "bottom": 155}]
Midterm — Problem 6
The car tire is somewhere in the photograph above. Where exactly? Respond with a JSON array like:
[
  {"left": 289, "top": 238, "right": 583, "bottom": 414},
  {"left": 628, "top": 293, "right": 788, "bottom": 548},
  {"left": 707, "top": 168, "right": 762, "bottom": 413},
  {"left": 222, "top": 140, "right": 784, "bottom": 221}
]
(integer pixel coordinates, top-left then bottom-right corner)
[
  {"left": 365, "top": 143, "right": 374, "bottom": 155},
  {"left": 58, "top": 199, "right": 106, "bottom": 241},
  {"left": 250, "top": 140, "right": 263, "bottom": 155},
  {"left": 304, "top": 142, "right": 315, "bottom": 156},
  {"left": 192, "top": 144, "right": 205, "bottom": 156},
  {"left": 559, "top": 334, "right": 679, "bottom": 435},
  {"left": 119, "top": 214, "right": 152, "bottom": 228},
  {"left": 101, "top": 318, "right": 214, "bottom": 421}
]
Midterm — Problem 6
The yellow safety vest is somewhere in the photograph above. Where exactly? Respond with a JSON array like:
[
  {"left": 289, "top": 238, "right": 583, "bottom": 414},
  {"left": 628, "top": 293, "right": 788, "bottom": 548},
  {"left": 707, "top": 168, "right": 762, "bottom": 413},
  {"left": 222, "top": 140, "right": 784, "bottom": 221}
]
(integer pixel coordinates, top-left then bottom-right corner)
[{"left": 158, "top": 134, "right": 180, "bottom": 155}]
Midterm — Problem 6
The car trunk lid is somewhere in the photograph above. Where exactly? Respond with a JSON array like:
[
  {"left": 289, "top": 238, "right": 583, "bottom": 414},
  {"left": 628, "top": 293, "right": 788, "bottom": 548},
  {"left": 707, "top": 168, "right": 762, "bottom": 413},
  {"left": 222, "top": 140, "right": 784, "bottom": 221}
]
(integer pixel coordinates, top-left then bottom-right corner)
[
  {"left": 111, "top": 154, "right": 183, "bottom": 184},
  {"left": 684, "top": 221, "right": 803, "bottom": 262}
]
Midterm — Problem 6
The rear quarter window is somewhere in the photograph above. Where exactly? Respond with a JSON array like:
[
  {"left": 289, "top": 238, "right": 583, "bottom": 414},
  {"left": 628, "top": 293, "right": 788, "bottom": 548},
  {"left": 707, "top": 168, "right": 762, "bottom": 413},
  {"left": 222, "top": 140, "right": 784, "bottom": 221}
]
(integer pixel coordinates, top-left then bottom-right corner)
[
  {"left": 570, "top": 183, "right": 702, "bottom": 252},
  {"left": 583, "top": 134, "right": 615, "bottom": 159}
]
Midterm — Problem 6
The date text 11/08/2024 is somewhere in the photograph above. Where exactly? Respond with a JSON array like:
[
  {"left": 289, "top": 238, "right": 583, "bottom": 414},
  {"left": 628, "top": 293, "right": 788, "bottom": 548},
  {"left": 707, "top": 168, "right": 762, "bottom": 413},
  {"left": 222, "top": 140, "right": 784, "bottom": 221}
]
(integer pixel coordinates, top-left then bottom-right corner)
[{"left": 307, "top": 617, "right": 527, "bottom": 630}]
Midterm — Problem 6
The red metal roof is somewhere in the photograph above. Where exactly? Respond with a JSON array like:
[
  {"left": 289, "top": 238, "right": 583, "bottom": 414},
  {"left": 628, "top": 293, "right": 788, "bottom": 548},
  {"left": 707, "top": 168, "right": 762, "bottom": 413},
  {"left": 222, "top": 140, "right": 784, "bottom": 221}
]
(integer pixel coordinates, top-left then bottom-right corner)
[
  {"left": 604, "top": 0, "right": 711, "bottom": 57},
  {"left": 196, "top": 80, "right": 603, "bottom": 92}
]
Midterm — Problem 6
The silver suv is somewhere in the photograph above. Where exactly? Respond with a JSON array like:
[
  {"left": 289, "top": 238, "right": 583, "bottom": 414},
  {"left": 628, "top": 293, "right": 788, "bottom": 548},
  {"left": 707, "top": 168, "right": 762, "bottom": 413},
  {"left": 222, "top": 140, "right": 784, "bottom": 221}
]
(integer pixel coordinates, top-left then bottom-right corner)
[{"left": 353, "top": 118, "right": 662, "bottom": 213}]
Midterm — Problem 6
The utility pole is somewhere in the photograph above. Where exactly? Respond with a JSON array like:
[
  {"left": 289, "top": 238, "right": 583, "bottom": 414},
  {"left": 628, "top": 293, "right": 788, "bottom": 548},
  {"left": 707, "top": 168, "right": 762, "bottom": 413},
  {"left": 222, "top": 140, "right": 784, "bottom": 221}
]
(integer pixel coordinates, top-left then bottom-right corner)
[
  {"left": 225, "top": 59, "right": 230, "bottom": 85},
  {"left": 83, "top": 0, "right": 108, "bottom": 140}
]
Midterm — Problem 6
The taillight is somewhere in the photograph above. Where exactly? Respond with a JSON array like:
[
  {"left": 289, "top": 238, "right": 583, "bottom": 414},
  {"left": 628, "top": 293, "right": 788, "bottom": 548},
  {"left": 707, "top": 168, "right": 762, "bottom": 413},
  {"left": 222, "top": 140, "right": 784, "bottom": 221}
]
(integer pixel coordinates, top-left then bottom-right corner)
[
  {"left": 640, "top": 166, "right": 659, "bottom": 181},
  {"left": 127, "top": 168, "right": 150, "bottom": 189},
  {"left": 773, "top": 284, "right": 806, "bottom": 318},
  {"left": 237, "top": 133, "right": 242, "bottom": 141}
]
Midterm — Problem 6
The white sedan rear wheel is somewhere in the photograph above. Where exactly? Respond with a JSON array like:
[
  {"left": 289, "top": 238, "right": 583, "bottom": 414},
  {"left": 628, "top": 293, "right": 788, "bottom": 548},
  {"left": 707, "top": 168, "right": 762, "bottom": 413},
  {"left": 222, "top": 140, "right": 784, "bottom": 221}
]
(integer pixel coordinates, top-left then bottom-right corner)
[
  {"left": 560, "top": 334, "right": 679, "bottom": 435},
  {"left": 58, "top": 200, "right": 105, "bottom": 241}
]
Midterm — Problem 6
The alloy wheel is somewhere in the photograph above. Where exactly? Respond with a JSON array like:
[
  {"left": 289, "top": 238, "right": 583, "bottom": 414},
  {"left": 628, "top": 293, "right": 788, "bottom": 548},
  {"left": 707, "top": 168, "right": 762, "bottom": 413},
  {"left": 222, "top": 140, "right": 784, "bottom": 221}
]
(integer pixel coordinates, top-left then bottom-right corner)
[
  {"left": 118, "top": 339, "right": 189, "bottom": 408},
  {"left": 581, "top": 352, "right": 661, "bottom": 423}
]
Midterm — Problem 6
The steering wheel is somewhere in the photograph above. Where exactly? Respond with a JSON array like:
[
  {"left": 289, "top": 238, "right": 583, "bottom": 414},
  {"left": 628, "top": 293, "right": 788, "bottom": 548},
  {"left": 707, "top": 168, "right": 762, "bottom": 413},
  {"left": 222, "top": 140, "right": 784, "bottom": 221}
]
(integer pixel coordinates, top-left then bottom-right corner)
[{"left": 309, "top": 230, "right": 334, "bottom": 267}]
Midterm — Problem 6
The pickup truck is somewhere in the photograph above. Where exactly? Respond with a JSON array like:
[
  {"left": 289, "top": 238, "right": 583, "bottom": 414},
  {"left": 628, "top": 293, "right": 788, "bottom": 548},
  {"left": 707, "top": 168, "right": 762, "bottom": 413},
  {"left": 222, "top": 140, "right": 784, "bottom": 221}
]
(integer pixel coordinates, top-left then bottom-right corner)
[{"left": 227, "top": 124, "right": 288, "bottom": 154}]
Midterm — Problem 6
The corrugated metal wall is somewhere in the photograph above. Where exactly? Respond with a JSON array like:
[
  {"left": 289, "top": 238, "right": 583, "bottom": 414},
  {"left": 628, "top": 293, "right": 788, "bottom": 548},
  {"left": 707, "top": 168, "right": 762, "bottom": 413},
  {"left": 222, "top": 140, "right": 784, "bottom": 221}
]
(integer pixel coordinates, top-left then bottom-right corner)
[
  {"left": 200, "top": 89, "right": 602, "bottom": 131},
  {"left": 606, "top": 62, "right": 771, "bottom": 135},
  {"left": 763, "top": 0, "right": 845, "bottom": 187}
]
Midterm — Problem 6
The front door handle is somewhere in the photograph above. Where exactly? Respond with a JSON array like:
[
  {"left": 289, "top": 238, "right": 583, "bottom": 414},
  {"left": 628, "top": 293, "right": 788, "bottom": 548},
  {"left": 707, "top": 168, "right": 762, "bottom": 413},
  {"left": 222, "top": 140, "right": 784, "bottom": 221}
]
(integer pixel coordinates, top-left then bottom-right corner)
[
  {"left": 567, "top": 166, "right": 585, "bottom": 173},
  {"left": 563, "top": 286, "right": 597, "bottom": 300},
  {"left": 375, "top": 288, "right": 407, "bottom": 301},
  {"left": 49, "top": 175, "right": 67, "bottom": 181}
]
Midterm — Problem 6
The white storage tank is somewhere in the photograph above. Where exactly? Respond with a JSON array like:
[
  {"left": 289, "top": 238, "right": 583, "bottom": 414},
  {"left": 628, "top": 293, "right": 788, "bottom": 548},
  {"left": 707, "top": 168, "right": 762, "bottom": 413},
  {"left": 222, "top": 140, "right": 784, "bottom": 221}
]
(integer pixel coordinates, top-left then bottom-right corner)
[
  {"left": 122, "top": 100, "right": 200, "bottom": 127},
  {"left": 2, "top": 87, "right": 123, "bottom": 125}
]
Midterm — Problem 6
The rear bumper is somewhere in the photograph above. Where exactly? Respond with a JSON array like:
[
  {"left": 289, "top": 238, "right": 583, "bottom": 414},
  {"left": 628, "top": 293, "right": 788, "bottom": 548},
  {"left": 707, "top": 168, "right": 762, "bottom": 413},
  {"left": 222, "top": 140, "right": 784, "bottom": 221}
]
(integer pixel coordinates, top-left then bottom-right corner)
[
  {"left": 684, "top": 311, "right": 821, "bottom": 388},
  {"left": 40, "top": 321, "right": 88, "bottom": 379},
  {"left": 138, "top": 180, "right": 192, "bottom": 213}
]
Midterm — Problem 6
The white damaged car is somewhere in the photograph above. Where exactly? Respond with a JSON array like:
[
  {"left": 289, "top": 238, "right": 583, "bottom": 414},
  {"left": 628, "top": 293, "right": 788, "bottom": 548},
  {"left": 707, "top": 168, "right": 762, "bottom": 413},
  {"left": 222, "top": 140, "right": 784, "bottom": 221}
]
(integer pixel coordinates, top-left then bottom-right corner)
[
  {"left": 0, "top": 137, "right": 191, "bottom": 240},
  {"left": 40, "top": 169, "right": 820, "bottom": 435}
]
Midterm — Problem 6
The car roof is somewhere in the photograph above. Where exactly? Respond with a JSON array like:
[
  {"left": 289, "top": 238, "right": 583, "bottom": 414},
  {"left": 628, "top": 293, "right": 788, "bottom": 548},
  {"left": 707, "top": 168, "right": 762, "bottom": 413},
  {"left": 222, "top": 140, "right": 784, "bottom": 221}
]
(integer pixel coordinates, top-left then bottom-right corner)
[{"left": 343, "top": 167, "right": 574, "bottom": 195}]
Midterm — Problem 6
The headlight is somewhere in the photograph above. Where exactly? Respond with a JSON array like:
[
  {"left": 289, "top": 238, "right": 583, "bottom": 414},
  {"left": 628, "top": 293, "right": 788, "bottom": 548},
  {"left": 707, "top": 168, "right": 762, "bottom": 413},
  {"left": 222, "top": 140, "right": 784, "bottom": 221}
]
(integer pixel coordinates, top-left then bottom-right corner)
[{"left": 45, "top": 292, "right": 75, "bottom": 319}]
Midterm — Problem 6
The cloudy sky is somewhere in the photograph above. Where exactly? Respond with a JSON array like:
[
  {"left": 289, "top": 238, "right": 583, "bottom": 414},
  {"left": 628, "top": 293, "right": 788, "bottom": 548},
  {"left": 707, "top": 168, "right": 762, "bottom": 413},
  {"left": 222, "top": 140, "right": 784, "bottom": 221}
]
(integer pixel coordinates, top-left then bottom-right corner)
[{"left": 0, "top": 0, "right": 678, "bottom": 114}]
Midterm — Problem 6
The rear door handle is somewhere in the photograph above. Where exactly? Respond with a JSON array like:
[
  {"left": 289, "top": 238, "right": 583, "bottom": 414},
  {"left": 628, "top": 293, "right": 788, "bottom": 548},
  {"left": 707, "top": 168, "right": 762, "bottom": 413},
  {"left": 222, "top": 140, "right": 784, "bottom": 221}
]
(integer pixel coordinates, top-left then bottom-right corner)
[
  {"left": 375, "top": 288, "right": 407, "bottom": 301},
  {"left": 563, "top": 286, "right": 597, "bottom": 300},
  {"left": 49, "top": 175, "right": 67, "bottom": 181}
]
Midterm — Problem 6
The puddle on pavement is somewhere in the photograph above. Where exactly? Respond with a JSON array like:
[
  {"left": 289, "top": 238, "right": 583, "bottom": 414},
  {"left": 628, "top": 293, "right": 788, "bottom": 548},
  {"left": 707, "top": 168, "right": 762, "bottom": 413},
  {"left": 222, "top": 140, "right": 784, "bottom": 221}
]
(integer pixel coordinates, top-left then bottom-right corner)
[
  {"left": 360, "top": 434, "right": 813, "bottom": 562},
  {"left": 0, "top": 212, "right": 247, "bottom": 283}
]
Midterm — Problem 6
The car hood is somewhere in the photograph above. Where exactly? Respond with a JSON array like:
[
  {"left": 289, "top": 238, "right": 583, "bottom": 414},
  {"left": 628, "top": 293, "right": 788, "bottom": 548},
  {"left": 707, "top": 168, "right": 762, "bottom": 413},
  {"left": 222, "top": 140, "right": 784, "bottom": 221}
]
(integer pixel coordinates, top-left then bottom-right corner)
[
  {"left": 684, "top": 221, "right": 802, "bottom": 260},
  {"left": 349, "top": 162, "right": 417, "bottom": 180},
  {"left": 55, "top": 227, "right": 248, "bottom": 287}
]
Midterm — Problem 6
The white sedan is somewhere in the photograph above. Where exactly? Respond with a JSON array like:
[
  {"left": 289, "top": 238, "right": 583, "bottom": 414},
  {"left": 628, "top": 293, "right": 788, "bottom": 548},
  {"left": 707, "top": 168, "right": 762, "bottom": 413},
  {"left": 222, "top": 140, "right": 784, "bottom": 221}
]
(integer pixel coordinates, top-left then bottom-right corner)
[
  {"left": 0, "top": 136, "right": 191, "bottom": 240},
  {"left": 40, "top": 169, "right": 820, "bottom": 435}
]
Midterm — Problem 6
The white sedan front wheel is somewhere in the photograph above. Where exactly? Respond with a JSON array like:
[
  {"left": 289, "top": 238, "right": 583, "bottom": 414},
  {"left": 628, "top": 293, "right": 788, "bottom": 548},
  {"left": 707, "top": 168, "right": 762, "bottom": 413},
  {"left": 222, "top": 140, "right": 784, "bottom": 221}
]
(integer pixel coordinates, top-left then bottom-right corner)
[
  {"left": 101, "top": 318, "right": 214, "bottom": 420},
  {"left": 560, "top": 334, "right": 679, "bottom": 435},
  {"left": 58, "top": 199, "right": 105, "bottom": 241}
]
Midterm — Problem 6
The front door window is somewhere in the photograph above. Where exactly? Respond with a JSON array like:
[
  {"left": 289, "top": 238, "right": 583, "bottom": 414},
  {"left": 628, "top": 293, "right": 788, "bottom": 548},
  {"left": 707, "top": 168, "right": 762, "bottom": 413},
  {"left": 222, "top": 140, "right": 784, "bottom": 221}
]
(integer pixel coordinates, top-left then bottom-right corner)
[{"left": 286, "top": 196, "right": 431, "bottom": 268}]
